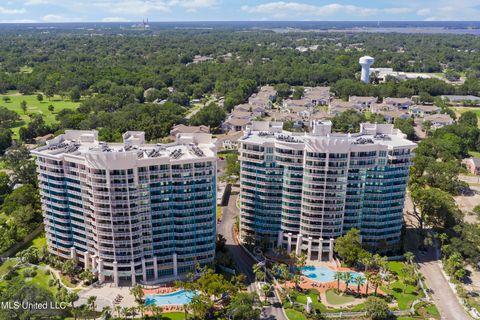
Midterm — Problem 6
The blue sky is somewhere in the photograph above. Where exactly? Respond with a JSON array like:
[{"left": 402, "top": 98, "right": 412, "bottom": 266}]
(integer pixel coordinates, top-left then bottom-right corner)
[{"left": 1, "top": 0, "right": 480, "bottom": 23}]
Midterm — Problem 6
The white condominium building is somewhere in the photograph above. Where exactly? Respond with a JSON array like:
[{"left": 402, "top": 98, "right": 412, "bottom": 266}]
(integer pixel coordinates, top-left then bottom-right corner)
[
  {"left": 239, "top": 121, "right": 416, "bottom": 259},
  {"left": 32, "top": 130, "right": 217, "bottom": 286}
]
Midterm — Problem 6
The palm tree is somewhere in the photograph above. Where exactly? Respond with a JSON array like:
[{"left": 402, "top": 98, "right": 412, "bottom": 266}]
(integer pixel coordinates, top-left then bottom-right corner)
[
  {"left": 261, "top": 283, "right": 272, "bottom": 302},
  {"left": 101, "top": 306, "right": 111, "bottom": 320},
  {"left": 253, "top": 263, "right": 266, "bottom": 282},
  {"left": 71, "top": 306, "right": 82, "bottom": 320},
  {"left": 371, "top": 274, "right": 383, "bottom": 296},
  {"left": 354, "top": 275, "right": 365, "bottom": 295},
  {"left": 136, "top": 304, "right": 145, "bottom": 319},
  {"left": 292, "top": 274, "right": 301, "bottom": 291},
  {"left": 365, "top": 271, "right": 373, "bottom": 295},
  {"left": 343, "top": 272, "right": 353, "bottom": 292},
  {"left": 404, "top": 251, "right": 415, "bottom": 265},
  {"left": 333, "top": 272, "right": 343, "bottom": 292},
  {"left": 114, "top": 305, "right": 122, "bottom": 319},
  {"left": 296, "top": 253, "right": 307, "bottom": 270},
  {"left": 129, "top": 284, "right": 144, "bottom": 304},
  {"left": 87, "top": 295, "right": 97, "bottom": 319}
]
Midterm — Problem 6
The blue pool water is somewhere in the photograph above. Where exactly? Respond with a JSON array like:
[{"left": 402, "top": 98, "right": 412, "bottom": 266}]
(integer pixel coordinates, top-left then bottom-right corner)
[
  {"left": 301, "top": 265, "right": 364, "bottom": 283},
  {"left": 145, "top": 290, "right": 195, "bottom": 306}
]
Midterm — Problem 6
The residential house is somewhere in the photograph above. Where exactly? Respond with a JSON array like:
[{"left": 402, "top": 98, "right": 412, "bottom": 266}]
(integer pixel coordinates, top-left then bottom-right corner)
[
  {"left": 464, "top": 157, "right": 480, "bottom": 175},
  {"left": 329, "top": 99, "right": 359, "bottom": 115},
  {"left": 370, "top": 103, "right": 409, "bottom": 123},
  {"left": 409, "top": 105, "right": 441, "bottom": 117},
  {"left": 384, "top": 97, "right": 414, "bottom": 110},
  {"left": 349, "top": 96, "right": 378, "bottom": 109},
  {"left": 441, "top": 95, "right": 480, "bottom": 106},
  {"left": 304, "top": 86, "right": 331, "bottom": 106},
  {"left": 170, "top": 124, "right": 210, "bottom": 139},
  {"left": 424, "top": 113, "right": 454, "bottom": 129},
  {"left": 222, "top": 117, "right": 251, "bottom": 132}
]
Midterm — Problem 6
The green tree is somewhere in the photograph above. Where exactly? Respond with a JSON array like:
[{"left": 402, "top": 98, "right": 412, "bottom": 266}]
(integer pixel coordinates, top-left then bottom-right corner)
[
  {"left": 189, "top": 103, "right": 226, "bottom": 128},
  {"left": 261, "top": 283, "right": 272, "bottom": 302},
  {"left": 48, "top": 104, "right": 54, "bottom": 113},
  {"left": 354, "top": 274, "right": 365, "bottom": 294},
  {"left": 343, "top": 272, "right": 353, "bottom": 292},
  {"left": 226, "top": 292, "right": 260, "bottom": 320},
  {"left": 458, "top": 111, "right": 478, "bottom": 127},
  {"left": 394, "top": 117, "right": 416, "bottom": 140},
  {"left": 410, "top": 187, "right": 463, "bottom": 230},
  {"left": 37, "top": 93, "right": 43, "bottom": 102},
  {"left": 70, "top": 87, "right": 81, "bottom": 102},
  {"left": 129, "top": 284, "right": 144, "bottom": 304},
  {"left": 274, "top": 83, "right": 291, "bottom": 99},
  {"left": 365, "top": 296, "right": 391, "bottom": 320},
  {"left": 20, "top": 100, "right": 27, "bottom": 114},
  {"left": 332, "top": 110, "right": 366, "bottom": 133},
  {"left": 334, "top": 272, "right": 343, "bottom": 292},
  {"left": 334, "top": 228, "right": 366, "bottom": 266}
]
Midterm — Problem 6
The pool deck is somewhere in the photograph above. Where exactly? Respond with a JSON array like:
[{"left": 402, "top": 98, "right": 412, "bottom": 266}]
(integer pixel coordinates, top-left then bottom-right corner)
[
  {"left": 143, "top": 285, "right": 178, "bottom": 295},
  {"left": 287, "top": 263, "right": 384, "bottom": 296},
  {"left": 143, "top": 286, "right": 192, "bottom": 313}
]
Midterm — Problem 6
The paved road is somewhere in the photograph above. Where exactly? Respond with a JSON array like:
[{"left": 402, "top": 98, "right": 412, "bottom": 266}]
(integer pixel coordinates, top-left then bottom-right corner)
[
  {"left": 416, "top": 245, "right": 471, "bottom": 320},
  {"left": 217, "top": 191, "right": 288, "bottom": 320},
  {"left": 404, "top": 195, "right": 471, "bottom": 320}
]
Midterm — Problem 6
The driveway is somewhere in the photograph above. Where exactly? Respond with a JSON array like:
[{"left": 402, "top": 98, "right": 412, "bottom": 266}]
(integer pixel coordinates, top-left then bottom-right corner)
[
  {"left": 217, "top": 190, "right": 288, "bottom": 320},
  {"left": 404, "top": 193, "right": 471, "bottom": 320},
  {"left": 416, "top": 244, "right": 471, "bottom": 320}
]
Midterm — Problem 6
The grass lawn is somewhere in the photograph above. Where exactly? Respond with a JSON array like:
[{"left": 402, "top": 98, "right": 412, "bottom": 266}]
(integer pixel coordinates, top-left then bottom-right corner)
[
  {"left": 452, "top": 107, "right": 480, "bottom": 128},
  {"left": 159, "top": 312, "right": 191, "bottom": 320},
  {"left": 295, "top": 289, "right": 327, "bottom": 312},
  {"left": 15, "top": 232, "right": 47, "bottom": 255},
  {"left": 216, "top": 207, "right": 222, "bottom": 220},
  {"left": 469, "top": 151, "right": 480, "bottom": 158},
  {"left": 0, "top": 266, "right": 58, "bottom": 296},
  {"left": 0, "top": 259, "right": 18, "bottom": 277},
  {"left": 384, "top": 261, "right": 423, "bottom": 310},
  {"left": 0, "top": 90, "right": 81, "bottom": 137},
  {"left": 325, "top": 289, "right": 356, "bottom": 305},
  {"left": 285, "top": 308, "right": 306, "bottom": 320}
]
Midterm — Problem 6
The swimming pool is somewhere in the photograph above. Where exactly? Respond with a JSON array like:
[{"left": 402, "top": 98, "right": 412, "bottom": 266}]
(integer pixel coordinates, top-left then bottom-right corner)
[
  {"left": 144, "top": 290, "right": 195, "bottom": 306},
  {"left": 301, "top": 265, "right": 364, "bottom": 283}
]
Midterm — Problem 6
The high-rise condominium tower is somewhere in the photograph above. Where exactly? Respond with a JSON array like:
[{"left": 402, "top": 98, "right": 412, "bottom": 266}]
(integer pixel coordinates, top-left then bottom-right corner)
[
  {"left": 32, "top": 130, "right": 217, "bottom": 286},
  {"left": 239, "top": 121, "right": 415, "bottom": 259}
]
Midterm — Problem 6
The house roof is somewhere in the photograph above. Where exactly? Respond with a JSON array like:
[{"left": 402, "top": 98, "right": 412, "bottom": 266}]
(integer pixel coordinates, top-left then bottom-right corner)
[
  {"left": 424, "top": 113, "right": 454, "bottom": 123},
  {"left": 304, "top": 86, "right": 331, "bottom": 100},
  {"left": 349, "top": 96, "right": 378, "bottom": 103},
  {"left": 442, "top": 95, "right": 480, "bottom": 102},
  {"left": 411, "top": 104, "right": 440, "bottom": 112},
  {"left": 470, "top": 157, "right": 480, "bottom": 167},
  {"left": 385, "top": 97, "right": 413, "bottom": 104},
  {"left": 226, "top": 117, "right": 251, "bottom": 127},
  {"left": 170, "top": 124, "right": 210, "bottom": 136}
]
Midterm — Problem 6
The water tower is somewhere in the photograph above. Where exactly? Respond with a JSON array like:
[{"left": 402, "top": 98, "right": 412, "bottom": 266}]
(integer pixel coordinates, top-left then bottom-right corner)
[{"left": 359, "top": 56, "right": 374, "bottom": 83}]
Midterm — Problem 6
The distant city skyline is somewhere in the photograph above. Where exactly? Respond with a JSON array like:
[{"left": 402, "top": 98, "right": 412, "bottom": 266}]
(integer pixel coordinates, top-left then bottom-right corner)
[{"left": 1, "top": 0, "right": 480, "bottom": 23}]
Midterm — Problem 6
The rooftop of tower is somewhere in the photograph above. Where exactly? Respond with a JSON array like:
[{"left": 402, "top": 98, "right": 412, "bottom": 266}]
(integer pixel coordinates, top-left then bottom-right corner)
[
  {"left": 31, "top": 130, "right": 216, "bottom": 161},
  {"left": 241, "top": 121, "right": 417, "bottom": 150}
]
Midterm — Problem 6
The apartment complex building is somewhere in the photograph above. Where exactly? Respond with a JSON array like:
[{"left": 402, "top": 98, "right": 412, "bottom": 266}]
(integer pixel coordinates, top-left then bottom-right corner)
[
  {"left": 32, "top": 130, "right": 217, "bottom": 286},
  {"left": 239, "top": 121, "right": 416, "bottom": 258}
]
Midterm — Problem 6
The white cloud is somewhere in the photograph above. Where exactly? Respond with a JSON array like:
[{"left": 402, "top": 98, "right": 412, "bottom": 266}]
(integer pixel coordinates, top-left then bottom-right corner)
[
  {"left": 0, "top": 6, "right": 26, "bottom": 14},
  {"left": 0, "top": 19, "right": 37, "bottom": 23},
  {"left": 42, "top": 14, "right": 68, "bottom": 22},
  {"left": 24, "top": 0, "right": 53, "bottom": 5},
  {"left": 101, "top": 16, "right": 129, "bottom": 22},
  {"left": 93, "top": 1, "right": 171, "bottom": 15},
  {"left": 91, "top": 0, "right": 216, "bottom": 15},
  {"left": 241, "top": 2, "right": 411, "bottom": 18},
  {"left": 169, "top": 0, "right": 217, "bottom": 9}
]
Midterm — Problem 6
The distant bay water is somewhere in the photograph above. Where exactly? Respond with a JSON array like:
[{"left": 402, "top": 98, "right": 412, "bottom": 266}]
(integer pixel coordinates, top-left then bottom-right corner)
[{"left": 0, "top": 21, "right": 480, "bottom": 35}]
